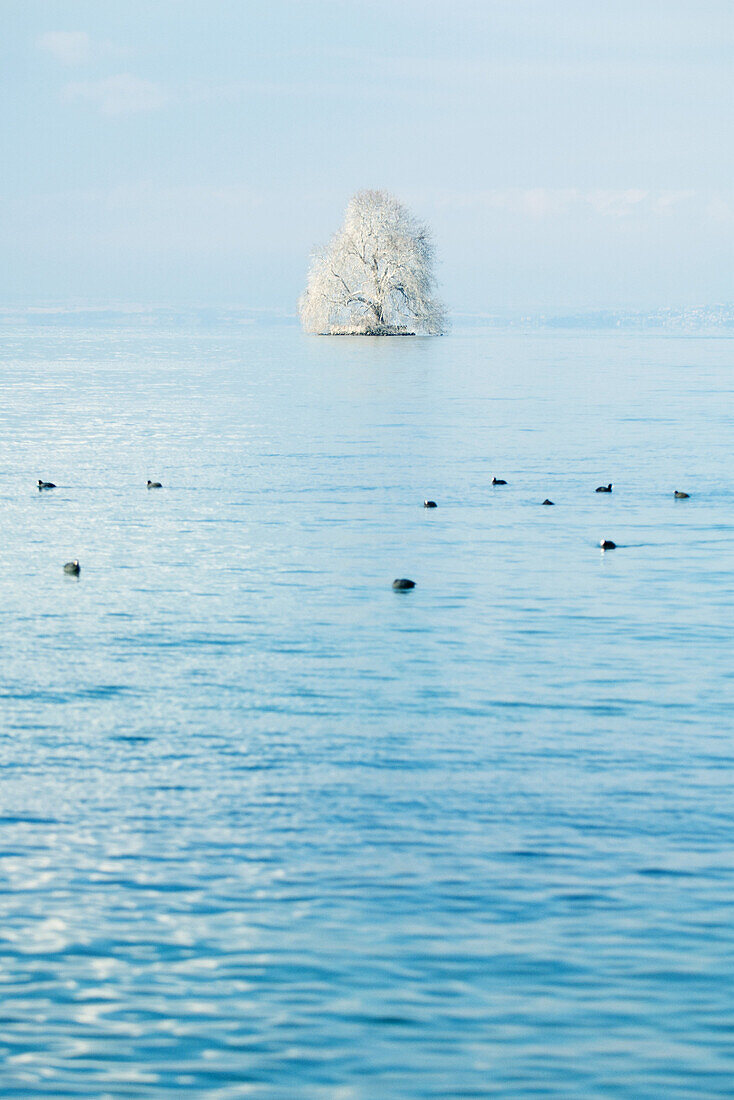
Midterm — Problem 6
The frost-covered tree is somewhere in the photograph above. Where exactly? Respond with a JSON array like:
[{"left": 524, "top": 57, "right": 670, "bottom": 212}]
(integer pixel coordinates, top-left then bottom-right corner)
[{"left": 299, "top": 190, "right": 446, "bottom": 335}]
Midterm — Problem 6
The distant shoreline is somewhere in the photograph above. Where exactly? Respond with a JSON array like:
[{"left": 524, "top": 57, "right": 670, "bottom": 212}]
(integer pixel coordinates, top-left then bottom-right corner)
[{"left": 1, "top": 304, "right": 734, "bottom": 336}]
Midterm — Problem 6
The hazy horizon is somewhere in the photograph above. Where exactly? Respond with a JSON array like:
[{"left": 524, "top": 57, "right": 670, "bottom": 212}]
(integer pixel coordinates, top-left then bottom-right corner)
[{"left": 3, "top": 300, "right": 734, "bottom": 329}]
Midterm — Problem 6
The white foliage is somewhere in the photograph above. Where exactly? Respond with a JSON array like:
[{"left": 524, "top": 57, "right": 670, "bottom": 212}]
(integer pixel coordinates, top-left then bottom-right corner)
[{"left": 299, "top": 190, "right": 446, "bottom": 335}]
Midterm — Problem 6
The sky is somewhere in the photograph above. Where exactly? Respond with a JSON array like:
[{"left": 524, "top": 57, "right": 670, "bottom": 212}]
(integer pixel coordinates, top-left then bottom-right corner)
[{"left": 2, "top": 0, "right": 733, "bottom": 314}]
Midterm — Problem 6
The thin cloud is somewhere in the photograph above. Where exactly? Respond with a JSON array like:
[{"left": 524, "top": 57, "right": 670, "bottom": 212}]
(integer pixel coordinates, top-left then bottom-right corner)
[
  {"left": 706, "top": 196, "right": 734, "bottom": 223},
  {"left": 63, "top": 75, "right": 170, "bottom": 116},
  {"left": 433, "top": 188, "right": 696, "bottom": 219},
  {"left": 37, "top": 31, "right": 92, "bottom": 65},
  {"left": 585, "top": 189, "right": 649, "bottom": 217}
]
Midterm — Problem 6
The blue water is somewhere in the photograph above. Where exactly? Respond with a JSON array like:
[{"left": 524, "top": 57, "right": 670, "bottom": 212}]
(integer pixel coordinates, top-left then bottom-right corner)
[{"left": 0, "top": 325, "right": 732, "bottom": 1098}]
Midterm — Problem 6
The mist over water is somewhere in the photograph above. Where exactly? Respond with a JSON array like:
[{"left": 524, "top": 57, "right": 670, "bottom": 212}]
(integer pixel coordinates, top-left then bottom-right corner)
[{"left": 1, "top": 326, "right": 733, "bottom": 1097}]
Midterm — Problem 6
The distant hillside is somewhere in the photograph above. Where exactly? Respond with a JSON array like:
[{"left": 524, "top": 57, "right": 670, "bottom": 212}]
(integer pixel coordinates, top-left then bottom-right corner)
[
  {"left": 0, "top": 305, "right": 297, "bottom": 330},
  {"left": 455, "top": 306, "right": 734, "bottom": 333}
]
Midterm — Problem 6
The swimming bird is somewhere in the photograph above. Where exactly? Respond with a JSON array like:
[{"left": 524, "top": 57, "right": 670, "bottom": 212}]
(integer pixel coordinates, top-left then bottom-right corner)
[
  {"left": 542, "top": 499, "right": 554, "bottom": 505},
  {"left": 147, "top": 480, "right": 162, "bottom": 489},
  {"left": 424, "top": 500, "right": 437, "bottom": 508},
  {"left": 600, "top": 539, "right": 616, "bottom": 550},
  {"left": 596, "top": 483, "right": 613, "bottom": 493},
  {"left": 38, "top": 479, "right": 56, "bottom": 490},
  {"left": 63, "top": 560, "right": 81, "bottom": 574},
  {"left": 674, "top": 490, "right": 690, "bottom": 498},
  {"left": 492, "top": 477, "right": 507, "bottom": 485},
  {"left": 392, "top": 578, "right": 416, "bottom": 590}
]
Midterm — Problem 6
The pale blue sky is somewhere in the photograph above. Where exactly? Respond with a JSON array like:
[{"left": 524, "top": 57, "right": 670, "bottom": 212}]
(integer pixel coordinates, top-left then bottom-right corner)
[{"left": 3, "top": 0, "right": 732, "bottom": 313}]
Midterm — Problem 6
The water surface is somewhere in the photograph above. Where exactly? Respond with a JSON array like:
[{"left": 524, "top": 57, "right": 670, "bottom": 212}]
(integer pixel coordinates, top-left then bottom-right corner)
[{"left": 0, "top": 326, "right": 732, "bottom": 1098}]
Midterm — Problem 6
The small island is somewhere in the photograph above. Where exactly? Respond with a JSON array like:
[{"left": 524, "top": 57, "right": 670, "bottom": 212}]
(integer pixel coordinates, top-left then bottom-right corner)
[{"left": 328, "top": 323, "right": 416, "bottom": 336}]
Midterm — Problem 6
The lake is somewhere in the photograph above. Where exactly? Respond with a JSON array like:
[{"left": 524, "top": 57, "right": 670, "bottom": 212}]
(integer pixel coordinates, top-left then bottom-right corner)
[{"left": 0, "top": 324, "right": 732, "bottom": 1097}]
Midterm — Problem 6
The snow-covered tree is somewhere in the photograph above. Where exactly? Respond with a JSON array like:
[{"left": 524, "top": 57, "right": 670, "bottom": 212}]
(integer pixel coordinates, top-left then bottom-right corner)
[{"left": 299, "top": 190, "right": 446, "bottom": 335}]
